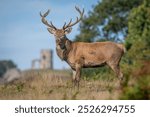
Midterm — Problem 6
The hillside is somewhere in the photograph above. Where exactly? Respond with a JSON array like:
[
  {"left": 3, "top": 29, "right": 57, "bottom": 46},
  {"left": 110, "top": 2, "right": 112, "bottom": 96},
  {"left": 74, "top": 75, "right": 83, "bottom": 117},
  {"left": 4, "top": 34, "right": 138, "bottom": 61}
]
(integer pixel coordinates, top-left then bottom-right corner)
[{"left": 0, "top": 69, "right": 121, "bottom": 100}]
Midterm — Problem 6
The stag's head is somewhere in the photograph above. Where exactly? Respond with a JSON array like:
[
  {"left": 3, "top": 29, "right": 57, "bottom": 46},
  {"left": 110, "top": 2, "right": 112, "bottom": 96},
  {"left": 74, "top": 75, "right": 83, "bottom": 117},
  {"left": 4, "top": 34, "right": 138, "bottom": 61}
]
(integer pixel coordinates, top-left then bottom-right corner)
[{"left": 40, "top": 6, "right": 84, "bottom": 45}]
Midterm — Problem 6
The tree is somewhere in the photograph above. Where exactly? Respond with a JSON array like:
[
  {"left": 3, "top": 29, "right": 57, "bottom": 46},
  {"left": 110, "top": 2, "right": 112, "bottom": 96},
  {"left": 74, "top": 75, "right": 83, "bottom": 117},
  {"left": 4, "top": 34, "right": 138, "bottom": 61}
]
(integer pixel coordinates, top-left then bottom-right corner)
[
  {"left": 120, "top": 0, "right": 150, "bottom": 100},
  {"left": 75, "top": 0, "right": 143, "bottom": 42},
  {"left": 126, "top": 0, "right": 150, "bottom": 65},
  {"left": 0, "top": 60, "right": 16, "bottom": 77}
]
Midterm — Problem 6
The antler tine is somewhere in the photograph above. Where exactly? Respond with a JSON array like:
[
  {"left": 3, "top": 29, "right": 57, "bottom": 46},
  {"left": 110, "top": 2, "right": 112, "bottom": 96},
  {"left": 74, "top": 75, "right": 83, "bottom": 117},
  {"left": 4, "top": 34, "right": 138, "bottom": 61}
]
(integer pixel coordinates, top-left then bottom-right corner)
[
  {"left": 63, "top": 22, "right": 67, "bottom": 29},
  {"left": 40, "top": 9, "right": 56, "bottom": 29},
  {"left": 50, "top": 21, "right": 57, "bottom": 29},
  {"left": 40, "top": 10, "right": 49, "bottom": 17},
  {"left": 63, "top": 19, "right": 72, "bottom": 29},
  {"left": 63, "top": 6, "right": 84, "bottom": 29},
  {"left": 75, "top": 6, "right": 82, "bottom": 14}
]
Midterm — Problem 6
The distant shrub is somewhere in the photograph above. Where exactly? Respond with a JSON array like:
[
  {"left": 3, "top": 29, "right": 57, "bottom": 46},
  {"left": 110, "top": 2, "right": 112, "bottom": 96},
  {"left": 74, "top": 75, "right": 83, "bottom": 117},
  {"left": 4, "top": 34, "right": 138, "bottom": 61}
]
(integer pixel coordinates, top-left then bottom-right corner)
[
  {"left": 81, "top": 66, "right": 115, "bottom": 81},
  {"left": 0, "top": 60, "right": 16, "bottom": 77},
  {"left": 120, "top": 75, "right": 150, "bottom": 99}
]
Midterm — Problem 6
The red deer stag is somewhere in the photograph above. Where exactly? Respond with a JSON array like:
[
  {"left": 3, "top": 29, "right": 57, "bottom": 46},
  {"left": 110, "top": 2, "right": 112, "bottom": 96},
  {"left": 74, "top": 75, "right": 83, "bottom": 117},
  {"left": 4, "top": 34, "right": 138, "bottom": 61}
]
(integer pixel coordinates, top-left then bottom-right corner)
[{"left": 40, "top": 6, "right": 125, "bottom": 88}]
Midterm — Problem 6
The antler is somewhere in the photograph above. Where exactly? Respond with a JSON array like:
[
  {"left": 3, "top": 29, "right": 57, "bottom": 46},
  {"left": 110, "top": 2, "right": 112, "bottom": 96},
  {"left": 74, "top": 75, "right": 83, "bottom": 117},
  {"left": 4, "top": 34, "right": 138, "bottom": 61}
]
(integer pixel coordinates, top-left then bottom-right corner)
[
  {"left": 40, "top": 10, "right": 57, "bottom": 29},
  {"left": 63, "top": 6, "right": 84, "bottom": 29}
]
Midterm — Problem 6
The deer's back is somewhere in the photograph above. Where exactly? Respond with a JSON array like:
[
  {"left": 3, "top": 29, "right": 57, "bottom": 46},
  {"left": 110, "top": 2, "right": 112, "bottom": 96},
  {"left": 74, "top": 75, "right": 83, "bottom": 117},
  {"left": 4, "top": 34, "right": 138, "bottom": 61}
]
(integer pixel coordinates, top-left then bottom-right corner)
[{"left": 67, "top": 41, "right": 124, "bottom": 68}]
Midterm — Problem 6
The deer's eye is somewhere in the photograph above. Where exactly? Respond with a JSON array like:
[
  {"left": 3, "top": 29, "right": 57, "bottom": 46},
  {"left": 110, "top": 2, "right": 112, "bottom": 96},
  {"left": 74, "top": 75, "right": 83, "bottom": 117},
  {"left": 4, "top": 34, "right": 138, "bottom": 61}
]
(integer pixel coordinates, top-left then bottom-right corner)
[{"left": 56, "top": 39, "right": 60, "bottom": 43}]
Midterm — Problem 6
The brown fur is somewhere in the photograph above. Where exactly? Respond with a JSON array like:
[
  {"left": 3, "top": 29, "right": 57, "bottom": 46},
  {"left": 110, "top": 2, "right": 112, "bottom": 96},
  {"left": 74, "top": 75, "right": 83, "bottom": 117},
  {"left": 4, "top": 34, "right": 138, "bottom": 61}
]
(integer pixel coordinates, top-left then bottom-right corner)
[
  {"left": 67, "top": 41, "right": 125, "bottom": 69},
  {"left": 54, "top": 36, "right": 125, "bottom": 88}
]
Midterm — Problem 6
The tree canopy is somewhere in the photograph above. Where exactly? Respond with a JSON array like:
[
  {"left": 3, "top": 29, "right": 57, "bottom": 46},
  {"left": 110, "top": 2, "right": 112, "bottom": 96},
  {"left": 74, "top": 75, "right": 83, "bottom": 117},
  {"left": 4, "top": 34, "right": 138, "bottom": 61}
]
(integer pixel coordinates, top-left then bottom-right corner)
[
  {"left": 126, "top": 0, "right": 150, "bottom": 64},
  {"left": 75, "top": 0, "right": 143, "bottom": 42},
  {"left": 0, "top": 60, "right": 16, "bottom": 77}
]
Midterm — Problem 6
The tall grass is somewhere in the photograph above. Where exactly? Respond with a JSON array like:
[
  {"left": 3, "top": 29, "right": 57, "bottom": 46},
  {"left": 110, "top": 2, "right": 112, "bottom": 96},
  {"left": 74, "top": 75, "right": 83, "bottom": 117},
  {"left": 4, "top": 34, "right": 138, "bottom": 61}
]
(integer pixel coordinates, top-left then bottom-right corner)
[{"left": 0, "top": 69, "right": 121, "bottom": 100}]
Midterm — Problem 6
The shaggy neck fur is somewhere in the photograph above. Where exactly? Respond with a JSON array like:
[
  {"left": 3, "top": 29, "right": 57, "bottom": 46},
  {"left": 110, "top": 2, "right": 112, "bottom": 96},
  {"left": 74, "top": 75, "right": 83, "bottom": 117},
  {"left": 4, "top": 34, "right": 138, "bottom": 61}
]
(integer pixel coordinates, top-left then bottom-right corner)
[{"left": 56, "top": 38, "right": 72, "bottom": 61}]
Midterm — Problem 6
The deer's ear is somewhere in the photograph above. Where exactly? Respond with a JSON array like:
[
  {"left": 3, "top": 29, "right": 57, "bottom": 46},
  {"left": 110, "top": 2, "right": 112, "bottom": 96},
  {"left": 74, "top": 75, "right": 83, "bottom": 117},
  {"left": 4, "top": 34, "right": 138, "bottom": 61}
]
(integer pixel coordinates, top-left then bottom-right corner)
[
  {"left": 65, "top": 27, "right": 72, "bottom": 34},
  {"left": 47, "top": 28, "right": 56, "bottom": 34}
]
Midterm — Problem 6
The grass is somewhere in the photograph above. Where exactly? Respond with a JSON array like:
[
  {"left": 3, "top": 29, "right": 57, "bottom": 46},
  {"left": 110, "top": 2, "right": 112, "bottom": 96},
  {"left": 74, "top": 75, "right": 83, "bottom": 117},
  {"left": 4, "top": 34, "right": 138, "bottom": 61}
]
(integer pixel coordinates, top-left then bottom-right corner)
[{"left": 0, "top": 69, "right": 121, "bottom": 100}]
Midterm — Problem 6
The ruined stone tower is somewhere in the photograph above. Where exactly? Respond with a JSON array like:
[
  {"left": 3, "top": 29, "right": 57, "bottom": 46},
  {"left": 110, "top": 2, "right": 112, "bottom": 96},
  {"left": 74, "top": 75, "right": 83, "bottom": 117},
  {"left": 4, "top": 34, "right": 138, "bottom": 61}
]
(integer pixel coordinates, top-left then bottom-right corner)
[
  {"left": 40, "top": 49, "right": 53, "bottom": 69},
  {"left": 31, "top": 49, "right": 53, "bottom": 69}
]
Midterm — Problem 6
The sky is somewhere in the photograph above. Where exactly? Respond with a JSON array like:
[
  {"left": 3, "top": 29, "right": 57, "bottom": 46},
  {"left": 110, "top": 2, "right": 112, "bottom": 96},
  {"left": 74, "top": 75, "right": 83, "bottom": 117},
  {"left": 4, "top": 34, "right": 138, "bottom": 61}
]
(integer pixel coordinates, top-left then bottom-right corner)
[{"left": 0, "top": 0, "right": 99, "bottom": 70}]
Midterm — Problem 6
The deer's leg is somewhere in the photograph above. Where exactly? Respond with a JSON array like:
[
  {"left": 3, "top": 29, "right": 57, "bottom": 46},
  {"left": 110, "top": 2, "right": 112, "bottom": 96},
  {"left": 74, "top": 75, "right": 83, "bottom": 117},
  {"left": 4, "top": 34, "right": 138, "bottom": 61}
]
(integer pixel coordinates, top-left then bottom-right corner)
[
  {"left": 75, "top": 64, "right": 81, "bottom": 89},
  {"left": 72, "top": 70, "right": 77, "bottom": 88},
  {"left": 107, "top": 62, "right": 123, "bottom": 80},
  {"left": 109, "top": 64, "right": 124, "bottom": 89}
]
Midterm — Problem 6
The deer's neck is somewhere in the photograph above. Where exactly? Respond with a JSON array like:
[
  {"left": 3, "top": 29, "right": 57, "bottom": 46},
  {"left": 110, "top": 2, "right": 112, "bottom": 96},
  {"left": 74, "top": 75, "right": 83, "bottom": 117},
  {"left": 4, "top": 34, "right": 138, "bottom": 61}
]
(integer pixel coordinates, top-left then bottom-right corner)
[{"left": 56, "top": 38, "right": 72, "bottom": 61}]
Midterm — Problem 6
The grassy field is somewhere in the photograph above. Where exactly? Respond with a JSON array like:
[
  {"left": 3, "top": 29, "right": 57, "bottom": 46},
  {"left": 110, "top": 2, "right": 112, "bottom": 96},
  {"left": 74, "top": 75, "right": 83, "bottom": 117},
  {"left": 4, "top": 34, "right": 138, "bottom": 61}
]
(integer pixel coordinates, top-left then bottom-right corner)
[{"left": 0, "top": 69, "right": 123, "bottom": 100}]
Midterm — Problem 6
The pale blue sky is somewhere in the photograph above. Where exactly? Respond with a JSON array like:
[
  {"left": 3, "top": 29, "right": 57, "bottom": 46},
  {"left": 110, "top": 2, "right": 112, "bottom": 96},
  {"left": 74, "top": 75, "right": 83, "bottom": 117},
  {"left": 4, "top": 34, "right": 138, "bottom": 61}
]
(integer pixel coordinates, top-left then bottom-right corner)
[{"left": 0, "top": 0, "right": 99, "bottom": 70}]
